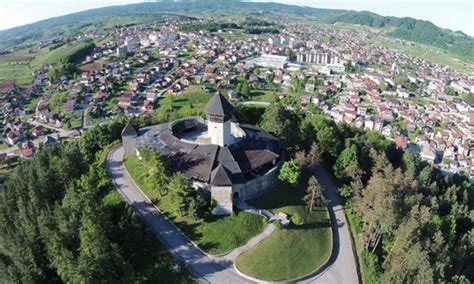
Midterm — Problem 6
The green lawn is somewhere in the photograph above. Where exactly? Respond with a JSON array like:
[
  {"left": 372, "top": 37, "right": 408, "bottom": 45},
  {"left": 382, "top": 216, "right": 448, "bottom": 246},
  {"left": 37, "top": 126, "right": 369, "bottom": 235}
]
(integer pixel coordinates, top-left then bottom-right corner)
[
  {"left": 26, "top": 96, "right": 41, "bottom": 111},
  {"left": 235, "top": 179, "right": 332, "bottom": 281},
  {"left": 0, "top": 141, "right": 9, "bottom": 150},
  {"left": 213, "top": 32, "right": 252, "bottom": 41},
  {"left": 154, "top": 85, "right": 213, "bottom": 122},
  {"left": 63, "top": 111, "right": 83, "bottom": 129},
  {"left": 249, "top": 89, "right": 277, "bottom": 102},
  {"left": 124, "top": 155, "right": 266, "bottom": 255}
]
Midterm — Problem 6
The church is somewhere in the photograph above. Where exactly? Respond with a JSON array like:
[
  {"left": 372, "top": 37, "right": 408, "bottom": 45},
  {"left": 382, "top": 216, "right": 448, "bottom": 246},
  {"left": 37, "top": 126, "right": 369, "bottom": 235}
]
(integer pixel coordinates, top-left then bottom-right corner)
[{"left": 122, "top": 93, "right": 282, "bottom": 214}]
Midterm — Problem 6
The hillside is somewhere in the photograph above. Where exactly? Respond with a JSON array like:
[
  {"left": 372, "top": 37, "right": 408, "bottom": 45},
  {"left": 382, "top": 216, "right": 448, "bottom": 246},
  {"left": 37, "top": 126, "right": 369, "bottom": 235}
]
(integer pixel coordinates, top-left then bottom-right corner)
[
  {"left": 0, "top": 1, "right": 472, "bottom": 61},
  {"left": 330, "top": 11, "right": 474, "bottom": 61}
]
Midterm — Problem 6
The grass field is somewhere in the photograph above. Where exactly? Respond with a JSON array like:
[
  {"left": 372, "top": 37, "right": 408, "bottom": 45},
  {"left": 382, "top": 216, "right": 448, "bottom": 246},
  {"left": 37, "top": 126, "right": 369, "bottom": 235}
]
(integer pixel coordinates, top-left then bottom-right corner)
[
  {"left": 0, "top": 141, "right": 9, "bottom": 150},
  {"left": 154, "top": 85, "right": 213, "bottom": 122},
  {"left": 235, "top": 177, "right": 332, "bottom": 281},
  {"left": 249, "top": 89, "right": 277, "bottom": 102},
  {"left": 26, "top": 96, "right": 41, "bottom": 111},
  {"left": 375, "top": 39, "right": 474, "bottom": 73},
  {"left": 0, "top": 41, "right": 95, "bottom": 87},
  {"left": 63, "top": 111, "right": 83, "bottom": 129},
  {"left": 124, "top": 155, "right": 266, "bottom": 255},
  {"left": 213, "top": 32, "right": 252, "bottom": 41},
  {"left": 48, "top": 91, "right": 69, "bottom": 113}
]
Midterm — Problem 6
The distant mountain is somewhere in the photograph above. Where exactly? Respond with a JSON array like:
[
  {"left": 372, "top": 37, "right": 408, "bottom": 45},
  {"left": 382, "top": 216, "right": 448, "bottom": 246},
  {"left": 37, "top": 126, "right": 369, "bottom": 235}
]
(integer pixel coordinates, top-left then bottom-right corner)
[
  {"left": 0, "top": 1, "right": 472, "bottom": 61},
  {"left": 330, "top": 11, "right": 474, "bottom": 61}
]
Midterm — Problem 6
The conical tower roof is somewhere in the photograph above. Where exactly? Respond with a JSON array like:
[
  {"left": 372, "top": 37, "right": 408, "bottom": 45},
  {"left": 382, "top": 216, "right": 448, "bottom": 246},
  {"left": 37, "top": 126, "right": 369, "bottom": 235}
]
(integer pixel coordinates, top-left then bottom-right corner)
[
  {"left": 204, "top": 92, "right": 234, "bottom": 118},
  {"left": 210, "top": 164, "right": 233, "bottom": 186}
]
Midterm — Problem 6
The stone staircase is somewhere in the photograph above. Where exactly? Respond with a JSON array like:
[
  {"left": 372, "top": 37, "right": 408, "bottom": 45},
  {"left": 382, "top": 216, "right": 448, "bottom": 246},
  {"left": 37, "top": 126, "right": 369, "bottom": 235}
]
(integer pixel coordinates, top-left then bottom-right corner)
[{"left": 236, "top": 200, "right": 274, "bottom": 220}]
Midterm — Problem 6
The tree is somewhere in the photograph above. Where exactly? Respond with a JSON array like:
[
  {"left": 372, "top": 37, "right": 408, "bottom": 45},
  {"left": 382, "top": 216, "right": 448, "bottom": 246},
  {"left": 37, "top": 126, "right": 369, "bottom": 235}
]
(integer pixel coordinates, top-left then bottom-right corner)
[
  {"left": 356, "top": 164, "right": 399, "bottom": 252},
  {"left": 168, "top": 173, "right": 193, "bottom": 215},
  {"left": 316, "top": 126, "right": 339, "bottom": 158},
  {"left": 260, "top": 103, "right": 301, "bottom": 150},
  {"left": 303, "top": 176, "right": 327, "bottom": 211},
  {"left": 308, "top": 142, "right": 323, "bottom": 166},
  {"left": 140, "top": 148, "right": 169, "bottom": 195},
  {"left": 237, "top": 79, "right": 252, "bottom": 99},
  {"left": 295, "top": 149, "right": 308, "bottom": 169},
  {"left": 278, "top": 159, "right": 301, "bottom": 186},
  {"left": 333, "top": 144, "right": 358, "bottom": 181},
  {"left": 291, "top": 213, "right": 304, "bottom": 225}
]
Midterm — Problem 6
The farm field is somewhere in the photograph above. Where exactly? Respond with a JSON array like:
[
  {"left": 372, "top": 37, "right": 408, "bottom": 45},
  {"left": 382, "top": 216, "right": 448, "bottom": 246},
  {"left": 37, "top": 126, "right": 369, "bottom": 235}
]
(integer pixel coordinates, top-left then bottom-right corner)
[
  {"left": 0, "top": 40, "right": 96, "bottom": 88},
  {"left": 375, "top": 39, "right": 474, "bottom": 73}
]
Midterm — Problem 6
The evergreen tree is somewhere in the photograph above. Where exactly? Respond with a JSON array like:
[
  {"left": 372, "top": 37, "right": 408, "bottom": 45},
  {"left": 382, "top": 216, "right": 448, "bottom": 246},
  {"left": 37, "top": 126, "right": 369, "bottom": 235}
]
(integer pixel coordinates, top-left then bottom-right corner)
[{"left": 303, "top": 176, "right": 327, "bottom": 211}]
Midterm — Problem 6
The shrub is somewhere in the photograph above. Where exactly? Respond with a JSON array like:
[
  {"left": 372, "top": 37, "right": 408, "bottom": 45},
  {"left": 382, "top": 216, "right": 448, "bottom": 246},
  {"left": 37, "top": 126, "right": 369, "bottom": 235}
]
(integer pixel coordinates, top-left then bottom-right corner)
[{"left": 291, "top": 213, "right": 304, "bottom": 226}]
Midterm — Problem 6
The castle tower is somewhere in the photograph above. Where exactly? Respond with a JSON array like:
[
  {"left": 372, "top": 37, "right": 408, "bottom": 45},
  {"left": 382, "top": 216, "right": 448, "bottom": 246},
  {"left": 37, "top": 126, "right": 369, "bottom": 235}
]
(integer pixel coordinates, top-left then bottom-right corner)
[{"left": 204, "top": 92, "right": 234, "bottom": 146}]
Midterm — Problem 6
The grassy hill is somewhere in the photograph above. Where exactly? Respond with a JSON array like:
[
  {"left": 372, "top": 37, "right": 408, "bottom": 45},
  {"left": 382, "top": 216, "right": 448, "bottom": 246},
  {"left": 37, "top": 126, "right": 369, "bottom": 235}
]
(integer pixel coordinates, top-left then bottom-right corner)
[
  {"left": 330, "top": 11, "right": 474, "bottom": 61},
  {"left": 0, "top": 40, "right": 95, "bottom": 88},
  {"left": 0, "top": 1, "right": 472, "bottom": 62}
]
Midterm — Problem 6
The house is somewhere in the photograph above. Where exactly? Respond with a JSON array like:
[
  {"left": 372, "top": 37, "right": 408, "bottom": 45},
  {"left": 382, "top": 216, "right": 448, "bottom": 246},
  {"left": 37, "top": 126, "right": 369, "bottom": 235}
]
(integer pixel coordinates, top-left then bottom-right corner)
[
  {"left": 305, "top": 83, "right": 315, "bottom": 93},
  {"left": 36, "top": 103, "right": 51, "bottom": 121},
  {"left": 129, "top": 80, "right": 140, "bottom": 92},
  {"left": 373, "top": 118, "right": 385, "bottom": 131},
  {"left": 21, "top": 141, "right": 35, "bottom": 159},
  {"left": 204, "top": 65, "right": 215, "bottom": 76},
  {"left": 357, "top": 106, "right": 368, "bottom": 116},
  {"left": 382, "top": 124, "right": 393, "bottom": 137},
  {"left": 228, "top": 90, "right": 240, "bottom": 101},
  {"left": 364, "top": 119, "right": 374, "bottom": 130},
  {"left": 6, "top": 130, "right": 24, "bottom": 145},
  {"left": 95, "top": 90, "right": 107, "bottom": 101},
  {"left": 32, "top": 126, "right": 45, "bottom": 137},
  {"left": 146, "top": 90, "right": 158, "bottom": 102},
  {"left": 354, "top": 117, "right": 364, "bottom": 128},
  {"left": 300, "top": 96, "right": 312, "bottom": 105},
  {"left": 394, "top": 136, "right": 408, "bottom": 149},
  {"left": 118, "top": 96, "right": 132, "bottom": 108},
  {"left": 42, "top": 135, "right": 58, "bottom": 147},
  {"left": 141, "top": 100, "right": 154, "bottom": 112},
  {"left": 420, "top": 143, "right": 437, "bottom": 162},
  {"left": 344, "top": 110, "right": 357, "bottom": 123}
]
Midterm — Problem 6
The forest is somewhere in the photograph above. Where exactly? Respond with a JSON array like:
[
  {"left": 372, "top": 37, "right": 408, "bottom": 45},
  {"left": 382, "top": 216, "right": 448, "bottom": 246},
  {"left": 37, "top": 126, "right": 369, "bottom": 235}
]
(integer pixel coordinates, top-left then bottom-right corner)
[
  {"left": 0, "top": 118, "right": 191, "bottom": 283},
  {"left": 256, "top": 102, "right": 473, "bottom": 283}
]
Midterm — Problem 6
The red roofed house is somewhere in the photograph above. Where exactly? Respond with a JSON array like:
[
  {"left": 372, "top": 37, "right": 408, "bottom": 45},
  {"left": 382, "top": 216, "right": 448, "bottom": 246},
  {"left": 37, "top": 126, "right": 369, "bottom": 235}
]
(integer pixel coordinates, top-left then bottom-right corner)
[{"left": 394, "top": 136, "right": 408, "bottom": 149}]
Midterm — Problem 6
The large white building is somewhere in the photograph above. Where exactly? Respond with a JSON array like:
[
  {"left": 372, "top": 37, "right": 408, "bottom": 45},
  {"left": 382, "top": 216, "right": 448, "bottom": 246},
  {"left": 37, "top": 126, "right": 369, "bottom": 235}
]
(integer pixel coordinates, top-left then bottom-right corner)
[{"left": 248, "top": 54, "right": 289, "bottom": 69}]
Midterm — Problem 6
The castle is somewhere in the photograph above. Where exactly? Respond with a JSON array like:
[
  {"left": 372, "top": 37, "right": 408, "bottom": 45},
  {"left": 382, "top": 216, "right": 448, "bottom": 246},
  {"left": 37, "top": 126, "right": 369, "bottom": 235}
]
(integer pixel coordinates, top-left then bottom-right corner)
[{"left": 122, "top": 93, "right": 282, "bottom": 214}]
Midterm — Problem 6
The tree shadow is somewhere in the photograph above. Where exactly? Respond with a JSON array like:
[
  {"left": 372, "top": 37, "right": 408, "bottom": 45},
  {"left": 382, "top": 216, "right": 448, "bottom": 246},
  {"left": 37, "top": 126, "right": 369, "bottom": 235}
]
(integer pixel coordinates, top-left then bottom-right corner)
[{"left": 287, "top": 220, "right": 331, "bottom": 231}]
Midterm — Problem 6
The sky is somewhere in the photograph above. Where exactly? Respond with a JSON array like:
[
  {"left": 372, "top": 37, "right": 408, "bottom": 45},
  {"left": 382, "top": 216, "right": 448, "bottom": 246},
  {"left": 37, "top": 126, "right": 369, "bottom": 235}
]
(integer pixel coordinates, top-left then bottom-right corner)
[{"left": 0, "top": 0, "right": 473, "bottom": 35}]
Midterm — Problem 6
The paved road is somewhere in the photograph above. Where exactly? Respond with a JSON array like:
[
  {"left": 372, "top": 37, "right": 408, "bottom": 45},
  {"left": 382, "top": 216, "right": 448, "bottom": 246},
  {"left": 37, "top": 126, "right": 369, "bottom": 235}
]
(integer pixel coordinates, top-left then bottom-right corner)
[
  {"left": 106, "top": 146, "right": 251, "bottom": 283},
  {"left": 300, "top": 165, "right": 359, "bottom": 283},
  {"left": 106, "top": 145, "right": 359, "bottom": 284},
  {"left": 29, "top": 120, "right": 72, "bottom": 138}
]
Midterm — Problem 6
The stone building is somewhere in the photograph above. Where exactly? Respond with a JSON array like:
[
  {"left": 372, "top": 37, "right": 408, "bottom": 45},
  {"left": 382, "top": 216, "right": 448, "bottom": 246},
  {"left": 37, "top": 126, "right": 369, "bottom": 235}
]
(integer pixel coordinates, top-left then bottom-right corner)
[{"left": 122, "top": 93, "right": 282, "bottom": 214}]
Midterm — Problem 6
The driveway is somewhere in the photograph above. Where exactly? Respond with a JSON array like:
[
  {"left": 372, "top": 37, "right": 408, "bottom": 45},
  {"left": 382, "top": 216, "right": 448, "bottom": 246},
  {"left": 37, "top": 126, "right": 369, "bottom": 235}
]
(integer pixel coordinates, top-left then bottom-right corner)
[
  {"left": 106, "top": 146, "right": 250, "bottom": 283},
  {"left": 106, "top": 145, "right": 359, "bottom": 283}
]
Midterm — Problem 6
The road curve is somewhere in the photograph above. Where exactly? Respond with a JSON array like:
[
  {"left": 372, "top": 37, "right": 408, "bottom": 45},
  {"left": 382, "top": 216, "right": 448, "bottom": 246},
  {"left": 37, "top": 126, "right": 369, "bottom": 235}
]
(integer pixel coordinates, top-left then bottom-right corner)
[
  {"left": 106, "top": 145, "right": 359, "bottom": 284},
  {"left": 106, "top": 146, "right": 249, "bottom": 283},
  {"left": 300, "top": 165, "right": 359, "bottom": 284}
]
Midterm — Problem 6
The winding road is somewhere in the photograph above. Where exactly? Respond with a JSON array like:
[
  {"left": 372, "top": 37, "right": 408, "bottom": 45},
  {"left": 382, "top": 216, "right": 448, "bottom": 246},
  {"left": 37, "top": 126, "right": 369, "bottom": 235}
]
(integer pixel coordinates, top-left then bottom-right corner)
[{"left": 106, "top": 145, "right": 359, "bottom": 283}]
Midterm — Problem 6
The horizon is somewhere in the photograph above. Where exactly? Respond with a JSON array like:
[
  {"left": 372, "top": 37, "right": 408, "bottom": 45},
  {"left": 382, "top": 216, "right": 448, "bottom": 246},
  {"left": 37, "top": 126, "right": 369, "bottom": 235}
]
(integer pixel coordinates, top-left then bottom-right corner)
[{"left": 0, "top": 0, "right": 473, "bottom": 36}]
